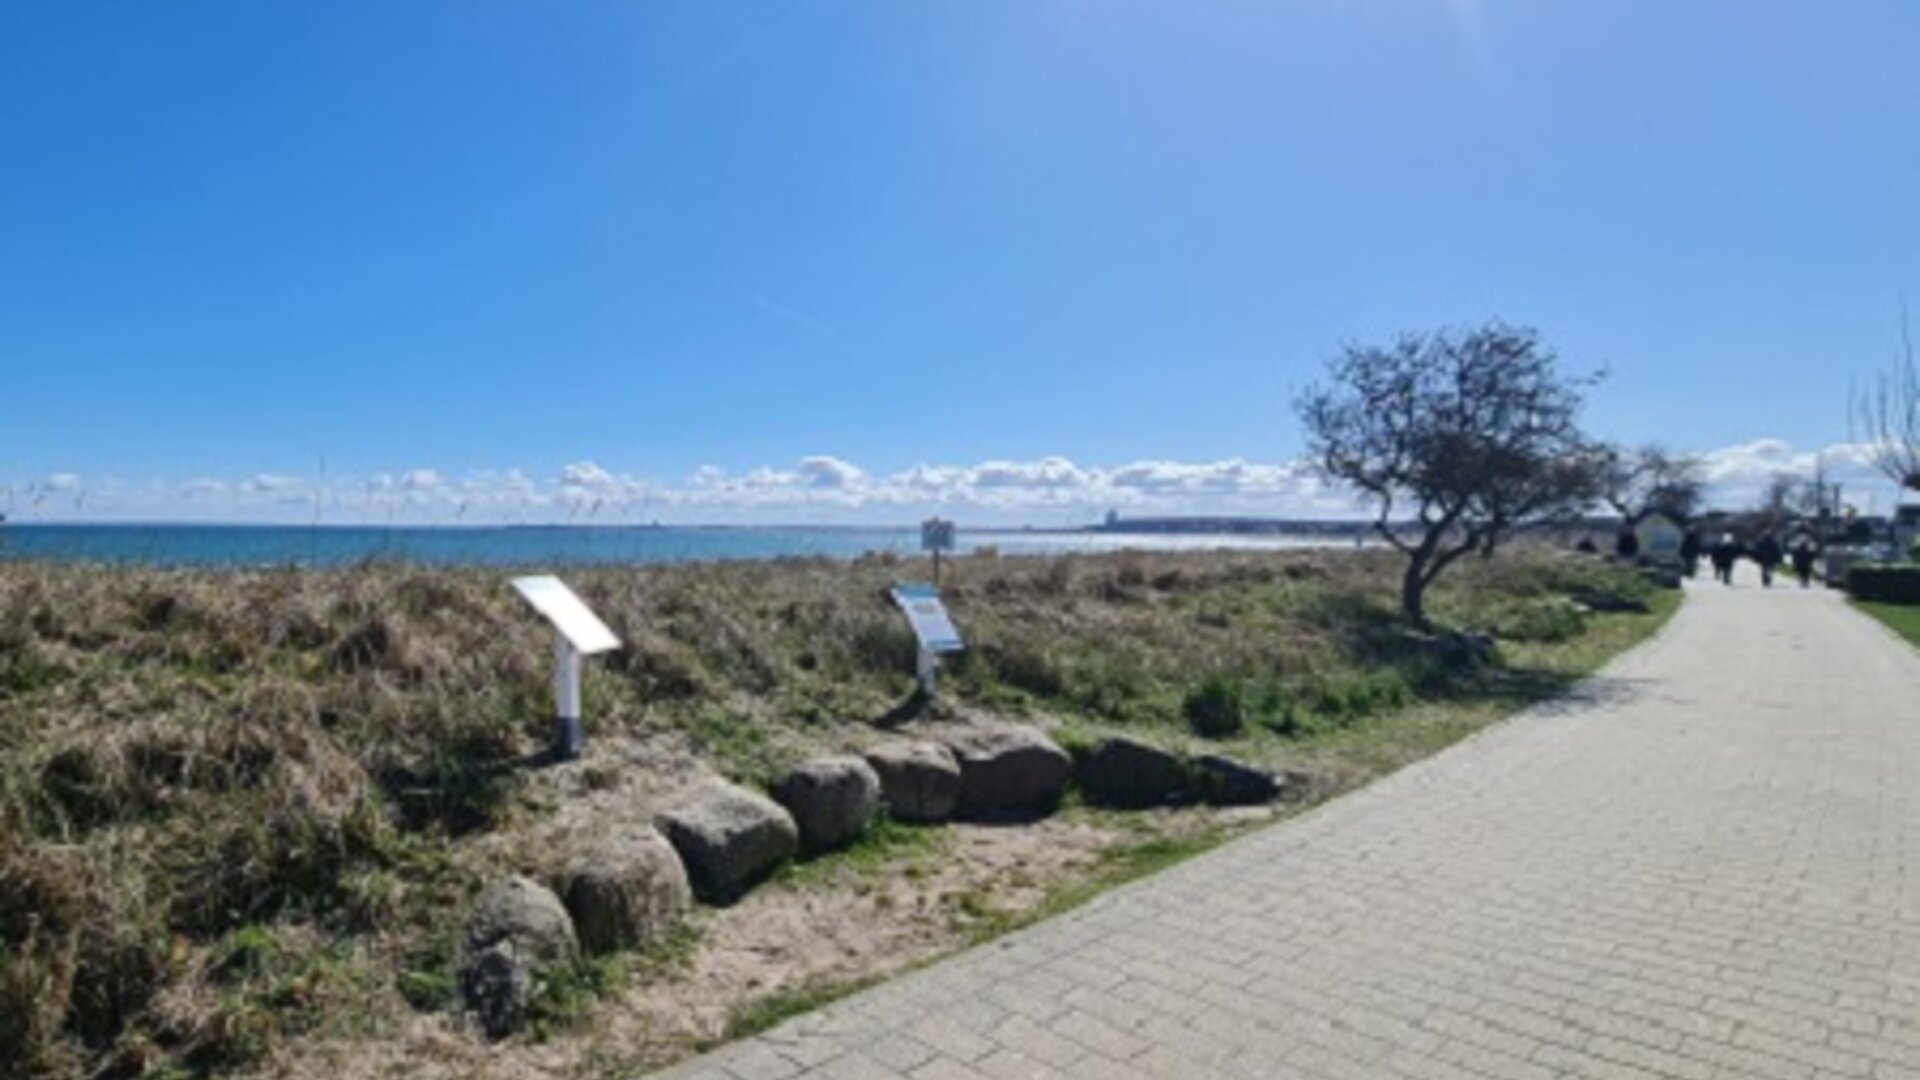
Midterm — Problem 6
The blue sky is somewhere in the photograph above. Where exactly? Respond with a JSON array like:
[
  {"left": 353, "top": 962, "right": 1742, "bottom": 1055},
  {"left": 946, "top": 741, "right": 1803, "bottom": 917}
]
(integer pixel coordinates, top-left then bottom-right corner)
[{"left": 3, "top": 2, "right": 1917, "bottom": 522}]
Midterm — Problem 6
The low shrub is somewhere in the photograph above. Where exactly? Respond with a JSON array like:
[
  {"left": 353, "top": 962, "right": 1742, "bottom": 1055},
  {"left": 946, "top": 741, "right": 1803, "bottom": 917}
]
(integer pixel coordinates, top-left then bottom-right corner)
[
  {"left": 983, "top": 639, "right": 1066, "bottom": 697},
  {"left": 163, "top": 794, "right": 395, "bottom": 937},
  {"left": 1492, "top": 598, "right": 1588, "bottom": 644},
  {"left": 1066, "top": 651, "right": 1160, "bottom": 724},
  {"left": 1312, "top": 669, "right": 1412, "bottom": 723},
  {"left": 1846, "top": 565, "right": 1920, "bottom": 605},
  {"left": 0, "top": 837, "right": 172, "bottom": 1076},
  {"left": 0, "top": 933, "right": 74, "bottom": 1080},
  {"left": 1183, "top": 675, "right": 1246, "bottom": 738}
]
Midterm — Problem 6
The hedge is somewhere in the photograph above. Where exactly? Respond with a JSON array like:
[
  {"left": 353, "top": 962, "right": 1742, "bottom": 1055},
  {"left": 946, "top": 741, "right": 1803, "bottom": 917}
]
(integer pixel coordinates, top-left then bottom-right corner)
[{"left": 1845, "top": 564, "right": 1920, "bottom": 605}]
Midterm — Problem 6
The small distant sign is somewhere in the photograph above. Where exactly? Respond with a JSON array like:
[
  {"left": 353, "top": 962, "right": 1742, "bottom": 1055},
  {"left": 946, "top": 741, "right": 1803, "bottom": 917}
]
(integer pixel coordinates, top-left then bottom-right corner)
[
  {"left": 891, "top": 583, "right": 963, "bottom": 653},
  {"left": 921, "top": 517, "right": 956, "bottom": 554},
  {"left": 1634, "top": 513, "right": 1685, "bottom": 559},
  {"left": 512, "top": 575, "right": 621, "bottom": 655}
]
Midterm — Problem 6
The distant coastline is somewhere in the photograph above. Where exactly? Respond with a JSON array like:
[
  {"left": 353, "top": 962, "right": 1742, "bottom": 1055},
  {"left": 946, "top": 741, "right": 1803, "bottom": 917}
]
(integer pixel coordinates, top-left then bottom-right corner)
[
  {"left": 0, "top": 521, "right": 1363, "bottom": 569},
  {"left": 1085, "top": 514, "right": 1373, "bottom": 537}
]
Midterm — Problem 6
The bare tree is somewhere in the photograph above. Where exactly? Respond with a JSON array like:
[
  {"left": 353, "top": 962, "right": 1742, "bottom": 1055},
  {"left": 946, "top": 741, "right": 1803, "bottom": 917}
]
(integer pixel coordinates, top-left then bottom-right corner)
[
  {"left": 1601, "top": 444, "right": 1705, "bottom": 523},
  {"left": 1297, "top": 322, "right": 1608, "bottom": 625},
  {"left": 1853, "top": 307, "right": 1920, "bottom": 492},
  {"left": 1761, "top": 472, "right": 1798, "bottom": 527}
]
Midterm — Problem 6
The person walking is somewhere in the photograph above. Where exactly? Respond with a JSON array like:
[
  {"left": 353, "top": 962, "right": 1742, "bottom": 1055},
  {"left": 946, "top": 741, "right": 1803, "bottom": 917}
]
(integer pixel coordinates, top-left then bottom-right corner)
[
  {"left": 1679, "top": 529, "right": 1703, "bottom": 578},
  {"left": 1790, "top": 537, "right": 1818, "bottom": 588},
  {"left": 1710, "top": 533, "right": 1741, "bottom": 585},
  {"left": 1753, "top": 533, "right": 1784, "bottom": 588}
]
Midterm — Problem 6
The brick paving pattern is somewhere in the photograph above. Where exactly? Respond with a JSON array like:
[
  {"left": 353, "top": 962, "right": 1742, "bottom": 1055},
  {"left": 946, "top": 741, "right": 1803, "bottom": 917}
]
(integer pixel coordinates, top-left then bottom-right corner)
[{"left": 656, "top": 571, "right": 1920, "bottom": 1079}]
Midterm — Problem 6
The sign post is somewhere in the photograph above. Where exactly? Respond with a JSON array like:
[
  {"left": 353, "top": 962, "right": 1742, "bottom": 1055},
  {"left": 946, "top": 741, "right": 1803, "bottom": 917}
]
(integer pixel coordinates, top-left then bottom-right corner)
[
  {"left": 921, "top": 517, "right": 955, "bottom": 586},
  {"left": 890, "top": 583, "right": 963, "bottom": 697},
  {"left": 512, "top": 575, "right": 622, "bottom": 761}
]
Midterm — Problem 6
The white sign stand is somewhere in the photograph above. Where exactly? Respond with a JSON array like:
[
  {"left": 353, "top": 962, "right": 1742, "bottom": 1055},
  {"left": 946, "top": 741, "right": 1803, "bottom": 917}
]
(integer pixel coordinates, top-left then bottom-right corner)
[
  {"left": 512, "top": 575, "right": 622, "bottom": 760},
  {"left": 915, "top": 649, "right": 937, "bottom": 696},
  {"left": 891, "top": 583, "right": 963, "bottom": 697}
]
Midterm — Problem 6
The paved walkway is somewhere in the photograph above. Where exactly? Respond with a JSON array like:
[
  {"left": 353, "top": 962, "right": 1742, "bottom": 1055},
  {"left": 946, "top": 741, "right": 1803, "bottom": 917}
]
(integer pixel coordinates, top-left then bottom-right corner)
[{"left": 660, "top": 570, "right": 1920, "bottom": 1080}]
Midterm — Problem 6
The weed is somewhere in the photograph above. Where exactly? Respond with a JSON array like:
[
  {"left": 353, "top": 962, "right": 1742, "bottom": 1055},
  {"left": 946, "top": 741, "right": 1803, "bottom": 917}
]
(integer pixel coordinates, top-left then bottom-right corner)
[
  {"left": 724, "top": 976, "right": 882, "bottom": 1041},
  {"left": 529, "top": 954, "right": 628, "bottom": 1039},
  {"left": 775, "top": 814, "right": 946, "bottom": 889},
  {"left": 627, "top": 922, "right": 704, "bottom": 985},
  {"left": 1183, "top": 674, "right": 1247, "bottom": 738}
]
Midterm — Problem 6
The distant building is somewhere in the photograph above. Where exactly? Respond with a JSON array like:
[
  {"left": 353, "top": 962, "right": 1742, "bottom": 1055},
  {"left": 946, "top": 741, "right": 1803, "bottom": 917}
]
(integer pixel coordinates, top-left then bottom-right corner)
[
  {"left": 1895, "top": 505, "right": 1920, "bottom": 554},
  {"left": 1105, "top": 509, "right": 1120, "bottom": 529}
]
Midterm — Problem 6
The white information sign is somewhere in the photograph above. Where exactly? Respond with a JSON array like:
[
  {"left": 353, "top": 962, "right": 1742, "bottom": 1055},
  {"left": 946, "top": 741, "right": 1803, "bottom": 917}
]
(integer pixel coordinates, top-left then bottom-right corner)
[
  {"left": 512, "top": 575, "right": 621, "bottom": 655},
  {"left": 891, "top": 584, "right": 964, "bottom": 654}
]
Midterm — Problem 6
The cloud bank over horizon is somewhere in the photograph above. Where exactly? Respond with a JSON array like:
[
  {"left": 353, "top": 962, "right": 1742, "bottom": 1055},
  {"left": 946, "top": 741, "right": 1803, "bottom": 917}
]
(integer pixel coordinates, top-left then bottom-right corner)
[{"left": 3, "top": 439, "right": 1908, "bottom": 527}]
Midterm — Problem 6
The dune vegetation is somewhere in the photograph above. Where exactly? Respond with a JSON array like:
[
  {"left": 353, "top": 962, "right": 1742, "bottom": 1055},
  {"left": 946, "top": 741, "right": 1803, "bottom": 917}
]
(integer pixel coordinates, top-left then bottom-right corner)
[{"left": 0, "top": 545, "right": 1676, "bottom": 1079}]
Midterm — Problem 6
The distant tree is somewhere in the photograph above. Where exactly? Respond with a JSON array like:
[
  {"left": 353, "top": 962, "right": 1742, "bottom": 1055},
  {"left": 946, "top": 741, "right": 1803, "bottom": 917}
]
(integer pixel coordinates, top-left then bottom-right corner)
[
  {"left": 1853, "top": 308, "right": 1920, "bottom": 492},
  {"left": 1761, "top": 472, "right": 1798, "bottom": 526},
  {"left": 1791, "top": 457, "right": 1844, "bottom": 528},
  {"left": 1601, "top": 444, "right": 1706, "bottom": 523},
  {"left": 1297, "top": 322, "right": 1608, "bottom": 626}
]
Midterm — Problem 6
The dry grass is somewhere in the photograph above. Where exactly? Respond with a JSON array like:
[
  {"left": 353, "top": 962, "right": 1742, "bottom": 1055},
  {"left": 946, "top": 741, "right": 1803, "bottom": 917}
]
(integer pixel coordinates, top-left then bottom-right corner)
[{"left": 0, "top": 545, "right": 1665, "bottom": 1078}]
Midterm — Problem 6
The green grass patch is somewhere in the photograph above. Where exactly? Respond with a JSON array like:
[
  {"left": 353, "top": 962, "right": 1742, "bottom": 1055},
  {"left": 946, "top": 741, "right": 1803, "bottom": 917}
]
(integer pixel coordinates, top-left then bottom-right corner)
[
  {"left": 1291, "top": 587, "right": 1682, "bottom": 780},
  {"left": 1856, "top": 601, "right": 1920, "bottom": 650},
  {"left": 946, "top": 826, "right": 1231, "bottom": 944},
  {"left": 772, "top": 814, "right": 948, "bottom": 889},
  {"left": 528, "top": 954, "right": 630, "bottom": 1040},
  {"left": 627, "top": 921, "right": 706, "bottom": 985},
  {"left": 722, "top": 974, "right": 884, "bottom": 1042}
]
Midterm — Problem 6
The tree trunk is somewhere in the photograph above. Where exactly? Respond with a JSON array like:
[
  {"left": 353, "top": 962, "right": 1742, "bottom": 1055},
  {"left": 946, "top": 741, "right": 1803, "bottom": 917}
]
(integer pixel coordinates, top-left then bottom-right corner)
[{"left": 1400, "top": 554, "right": 1429, "bottom": 626}]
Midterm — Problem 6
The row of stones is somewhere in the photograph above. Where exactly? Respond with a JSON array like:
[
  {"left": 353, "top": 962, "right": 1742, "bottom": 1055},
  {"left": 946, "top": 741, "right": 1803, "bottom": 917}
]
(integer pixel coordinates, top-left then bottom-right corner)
[{"left": 459, "top": 725, "right": 1288, "bottom": 1038}]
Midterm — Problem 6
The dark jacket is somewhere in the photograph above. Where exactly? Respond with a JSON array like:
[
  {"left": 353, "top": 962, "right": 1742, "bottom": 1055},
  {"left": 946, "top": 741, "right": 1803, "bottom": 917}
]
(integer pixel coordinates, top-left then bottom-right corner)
[{"left": 1753, "top": 536, "right": 1784, "bottom": 567}]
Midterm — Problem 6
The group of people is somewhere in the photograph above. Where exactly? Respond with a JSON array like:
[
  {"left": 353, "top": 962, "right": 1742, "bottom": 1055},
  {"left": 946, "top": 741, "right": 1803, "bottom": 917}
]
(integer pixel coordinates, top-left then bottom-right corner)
[
  {"left": 1677, "top": 530, "right": 1819, "bottom": 588},
  {"left": 1601, "top": 524, "right": 1819, "bottom": 587}
]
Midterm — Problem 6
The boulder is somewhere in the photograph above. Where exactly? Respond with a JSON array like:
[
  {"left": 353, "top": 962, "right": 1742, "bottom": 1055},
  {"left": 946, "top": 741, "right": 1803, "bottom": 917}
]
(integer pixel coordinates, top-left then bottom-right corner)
[
  {"left": 772, "top": 756, "right": 882, "bottom": 853},
  {"left": 1076, "top": 735, "right": 1192, "bottom": 808},
  {"left": 942, "top": 725, "right": 1072, "bottom": 819},
  {"left": 864, "top": 741, "right": 962, "bottom": 824},
  {"left": 556, "top": 828, "right": 692, "bottom": 956},
  {"left": 460, "top": 876, "right": 580, "bottom": 1039},
  {"left": 656, "top": 783, "right": 799, "bottom": 904},
  {"left": 1194, "top": 754, "right": 1287, "bottom": 806}
]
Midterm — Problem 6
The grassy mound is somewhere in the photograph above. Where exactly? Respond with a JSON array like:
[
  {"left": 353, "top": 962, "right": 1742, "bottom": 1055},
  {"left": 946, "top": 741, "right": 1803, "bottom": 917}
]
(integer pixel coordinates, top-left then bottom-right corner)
[{"left": 0, "top": 546, "right": 1664, "bottom": 1078}]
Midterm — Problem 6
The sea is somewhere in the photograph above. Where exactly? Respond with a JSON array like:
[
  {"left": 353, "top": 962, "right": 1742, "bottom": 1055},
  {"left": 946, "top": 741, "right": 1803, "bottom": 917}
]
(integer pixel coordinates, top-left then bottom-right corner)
[{"left": 0, "top": 523, "right": 1351, "bottom": 569}]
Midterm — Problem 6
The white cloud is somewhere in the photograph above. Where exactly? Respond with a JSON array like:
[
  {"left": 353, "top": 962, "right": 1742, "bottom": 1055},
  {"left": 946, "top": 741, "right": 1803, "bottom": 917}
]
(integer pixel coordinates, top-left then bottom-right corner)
[
  {"left": 968, "top": 457, "right": 1089, "bottom": 490},
  {"left": 1697, "top": 439, "right": 1895, "bottom": 512},
  {"left": 180, "top": 478, "right": 228, "bottom": 499},
  {"left": 560, "top": 461, "right": 616, "bottom": 490},
  {"left": 240, "top": 473, "right": 301, "bottom": 494},
  {"left": 1108, "top": 459, "right": 1307, "bottom": 494},
  {"left": 797, "top": 455, "right": 865, "bottom": 489},
  {"left": 17, "top": 437, "right": 1913, "bottom": 525}
]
